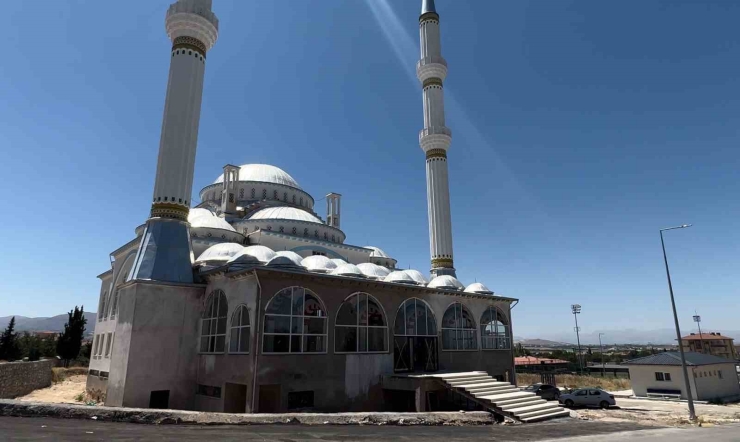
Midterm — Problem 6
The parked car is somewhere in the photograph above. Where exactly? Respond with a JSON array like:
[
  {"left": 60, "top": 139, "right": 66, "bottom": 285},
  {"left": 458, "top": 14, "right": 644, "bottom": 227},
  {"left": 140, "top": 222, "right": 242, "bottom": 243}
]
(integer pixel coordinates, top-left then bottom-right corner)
[
  {"left": 559, "top": 388, "right": 616, "bottom": 409},
  {"left": 523, "top": 383, "right": 561, "bottom": 400}
]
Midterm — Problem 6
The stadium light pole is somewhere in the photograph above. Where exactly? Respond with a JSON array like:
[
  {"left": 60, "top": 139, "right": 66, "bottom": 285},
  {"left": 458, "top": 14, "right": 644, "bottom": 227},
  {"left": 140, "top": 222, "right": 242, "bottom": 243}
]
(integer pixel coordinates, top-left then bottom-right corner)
[
  {"left": 598, "top": 333, "right": 606, "bottom": 376},
  {"left": 693, "top": 312, "right": 710, "bottom": 355},
  {"left": 660, "top": 224, "right": 695, "bottom": 421},
  {"left": 571, "top": 304, "right": 583, "bottom": 373}
]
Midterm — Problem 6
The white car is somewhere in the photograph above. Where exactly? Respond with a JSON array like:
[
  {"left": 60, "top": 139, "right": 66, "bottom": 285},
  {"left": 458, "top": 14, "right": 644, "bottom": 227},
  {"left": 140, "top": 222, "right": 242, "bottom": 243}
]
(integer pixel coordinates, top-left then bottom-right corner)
[{"left": 559, "top": 388, "right": 616, "bottom": 409}]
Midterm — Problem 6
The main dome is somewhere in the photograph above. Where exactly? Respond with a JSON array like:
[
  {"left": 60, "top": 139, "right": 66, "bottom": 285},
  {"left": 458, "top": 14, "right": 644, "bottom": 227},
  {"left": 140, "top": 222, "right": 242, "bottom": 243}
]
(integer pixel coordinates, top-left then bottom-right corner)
[{"left": 213, "top": 164, "right": 301, "bottom": 189}]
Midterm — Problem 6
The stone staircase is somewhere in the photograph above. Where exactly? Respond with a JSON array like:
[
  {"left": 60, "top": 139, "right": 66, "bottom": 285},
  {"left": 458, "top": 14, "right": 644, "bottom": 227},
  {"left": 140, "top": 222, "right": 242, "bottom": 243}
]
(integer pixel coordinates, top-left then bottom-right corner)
[{"left": 433, "top": 372, "right": 570, "bottom": 423}]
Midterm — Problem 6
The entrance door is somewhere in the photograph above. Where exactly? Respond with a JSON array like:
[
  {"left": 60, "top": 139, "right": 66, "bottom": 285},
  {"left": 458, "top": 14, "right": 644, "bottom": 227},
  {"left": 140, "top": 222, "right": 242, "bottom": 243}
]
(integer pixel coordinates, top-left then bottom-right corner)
[
  {"left": 394, "top": 336, "right": 438, "bottom": 373},
  {"left": 224, "top": 383, "right": 247, "bottom": 413}
]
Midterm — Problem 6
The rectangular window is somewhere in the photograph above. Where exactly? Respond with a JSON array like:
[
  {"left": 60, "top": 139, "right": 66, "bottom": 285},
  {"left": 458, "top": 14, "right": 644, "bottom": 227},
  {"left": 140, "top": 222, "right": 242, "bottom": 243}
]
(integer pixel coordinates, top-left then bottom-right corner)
[
  {"left": 287, "top": 391, "right": 314, "bottom": 410},
  {"left": 311, "top": 251, "right": 326, "bottom": 256},
  {"left": 719, "top": 370, "right": 723, "bottom": 379},
  {"left": 664, "top": 372, "right": 671, "bottom": 381},
  {"left": 196, "top": 384, "right": 222, "bottom": 398},
  {"left": 655, "top": 372, "right": 665, "bottom": 381},
  {"left": 104, "top": 333, "right": 113, "bottom": 358}
]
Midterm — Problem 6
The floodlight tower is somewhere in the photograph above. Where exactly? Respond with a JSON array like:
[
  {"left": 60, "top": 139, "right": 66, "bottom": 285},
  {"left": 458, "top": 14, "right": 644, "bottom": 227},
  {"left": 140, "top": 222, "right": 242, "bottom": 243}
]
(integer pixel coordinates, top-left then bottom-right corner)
[{"left": 571, "top": 304, "right": 583, "bottom": 373}]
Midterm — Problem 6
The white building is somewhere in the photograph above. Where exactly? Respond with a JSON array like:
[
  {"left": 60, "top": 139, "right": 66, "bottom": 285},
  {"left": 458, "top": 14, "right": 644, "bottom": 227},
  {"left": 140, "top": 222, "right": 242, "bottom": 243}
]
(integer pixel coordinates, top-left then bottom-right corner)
[{"left": 624, "top": 352, "right": 740, "bottom": 402}]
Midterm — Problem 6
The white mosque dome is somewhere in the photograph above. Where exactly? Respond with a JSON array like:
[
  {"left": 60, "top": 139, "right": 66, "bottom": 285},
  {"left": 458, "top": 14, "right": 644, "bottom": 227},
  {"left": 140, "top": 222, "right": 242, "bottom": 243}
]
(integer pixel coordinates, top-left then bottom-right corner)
[
  {"left": 356, "top": 263, "right": 391, "bottom": 280},
  {"left": 248, "top": 206, "right": 322, "bottom": 223},
  {"left": 330, "top": 263, "right": 364, "bottom": 278},
  {"left": 331, "top": 258, "right": 347, "bottom": 266},
  {"left": 301, "top": 255, "right": 337, "bottom": 273},
  {"left": 189, "top": 215, "right": 236, "bottom": 232},
  {"left": 275, "top": 251, "right": 304, "bottom": 262},
  {"left": 384, "top": 270, "right": 417, "bottom": 285},
  {"left": 464, "top": 282, "right": 493, "bottom": 295},
  {"left": 188, "top": 208, "right": 215, "bottom": 221},
  {"left": 428, "top": 275, "right": 465, "bottom": 291},
  {"left": 267, "top": 254, "right": 303, "bottom": 268},
  {"left": 365, "top": 246, "right": 389, "bottom": 258},
  {"left": 213, "top": 164, "right": 301, "bottom": 189},
  {"left": 403, "top": 269, "right": 429, "bottom": 285},
  {"left": 227, "top": 245, "right": 276, "bottom": 265},
  {"left": 195, "top": 242, "right": 244, "bottom": 265}
]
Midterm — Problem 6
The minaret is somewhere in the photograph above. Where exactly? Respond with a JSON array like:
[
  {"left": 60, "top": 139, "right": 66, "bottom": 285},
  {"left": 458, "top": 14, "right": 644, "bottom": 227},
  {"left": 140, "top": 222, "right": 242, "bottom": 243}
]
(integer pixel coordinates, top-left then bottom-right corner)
[
  {"left": 417, "top": 0, "right": 456, "bottom": 277},
  {"left": 129, "top": 0, "right": 219, "bottom": 283}
]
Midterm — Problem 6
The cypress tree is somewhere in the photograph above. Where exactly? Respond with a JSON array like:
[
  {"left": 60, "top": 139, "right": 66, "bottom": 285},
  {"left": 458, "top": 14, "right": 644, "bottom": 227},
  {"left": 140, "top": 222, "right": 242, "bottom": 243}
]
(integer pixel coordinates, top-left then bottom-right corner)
[
  {"left": 0, "top": 317, "right": 21, "bottom": 361},
  {"left": 57, "top": 306, "right": 87, "bottom": 367}
]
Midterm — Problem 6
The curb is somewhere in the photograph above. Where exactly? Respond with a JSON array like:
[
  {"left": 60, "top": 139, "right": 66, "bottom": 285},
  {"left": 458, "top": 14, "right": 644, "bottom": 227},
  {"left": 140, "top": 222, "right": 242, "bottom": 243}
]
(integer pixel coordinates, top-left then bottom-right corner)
[{"left": 0, "top": 400, "right": 495, "bottom": 426}]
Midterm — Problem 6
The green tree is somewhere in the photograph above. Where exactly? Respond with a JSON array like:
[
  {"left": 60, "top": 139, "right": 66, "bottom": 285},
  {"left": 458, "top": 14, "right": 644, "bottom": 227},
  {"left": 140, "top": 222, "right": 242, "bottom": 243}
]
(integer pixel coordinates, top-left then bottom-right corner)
[
  {"left": 0, "top": 317, "right": 22, "bottom": 361},
  {"left": 56, "top": 306, "right": 87, "bottom": 367}
]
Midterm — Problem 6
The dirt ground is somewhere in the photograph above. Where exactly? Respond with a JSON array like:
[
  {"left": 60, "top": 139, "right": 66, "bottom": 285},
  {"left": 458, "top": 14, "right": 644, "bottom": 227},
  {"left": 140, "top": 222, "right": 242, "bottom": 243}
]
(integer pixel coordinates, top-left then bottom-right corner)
[
  {"left": 573, "top": 397, "right": 740, "bottom": 427},
  {"left": 16, "top": 375, "right": 87, "bottom": 404}
]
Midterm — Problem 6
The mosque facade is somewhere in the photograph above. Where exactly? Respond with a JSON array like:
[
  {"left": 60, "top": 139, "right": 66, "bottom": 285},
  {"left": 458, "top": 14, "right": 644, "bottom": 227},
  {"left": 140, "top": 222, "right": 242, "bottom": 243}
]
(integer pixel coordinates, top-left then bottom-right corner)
[{"left": 87, "top": 0, "right": 517, "bottom": 413}]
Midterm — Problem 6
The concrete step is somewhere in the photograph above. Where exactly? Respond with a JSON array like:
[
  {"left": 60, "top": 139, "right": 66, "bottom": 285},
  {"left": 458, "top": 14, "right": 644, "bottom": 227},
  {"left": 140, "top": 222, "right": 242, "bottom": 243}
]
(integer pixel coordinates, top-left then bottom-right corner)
[
  {"left": 466, "top": 381, "right": 511, "bottom": 390},
  {"left": 447, "top": 377, "right": 493, "bottom": 386},
  {"left": 469, "top": 385, "right": 518, "bottom": 395},
  {"left": 507, "top": 402, "right": 558, "bottom": 415},
  {"left": 450, "top": 380, "right": 504, "bottom": 389},
  {"left": 491, "top": 393, "right": 542, "bottom": 406},
  {"left": 471, "top": 387, "right": 518, "bottom": 397},
  {"left": 499, "top": 398, "right": 546, "bottom": 411},
  {"left": 480, "top": 391, "right": 534, "bottom": 402},
  {"left": 520, "top": 409, "right": 571, "bottom": 423},
  {"left": 435, "top": 372, "right": 487, "bottom": 380},
  {"left": 516, "top": 405, "right": 565, "bottom": 420}
]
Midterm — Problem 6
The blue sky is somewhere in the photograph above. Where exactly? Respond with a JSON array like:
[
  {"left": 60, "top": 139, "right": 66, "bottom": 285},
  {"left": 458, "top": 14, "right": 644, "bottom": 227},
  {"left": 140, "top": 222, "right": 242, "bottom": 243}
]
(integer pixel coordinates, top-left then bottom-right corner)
[{"left": 1, "top": 0, "right": 739, "bottom": 342}]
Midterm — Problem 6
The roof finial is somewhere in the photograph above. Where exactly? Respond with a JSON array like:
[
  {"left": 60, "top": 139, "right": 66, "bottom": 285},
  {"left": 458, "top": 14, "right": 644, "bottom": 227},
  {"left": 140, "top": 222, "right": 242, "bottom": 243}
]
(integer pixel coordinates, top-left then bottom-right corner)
[{"left": 421, "top": 0, "right": 436, "bottom": 15}]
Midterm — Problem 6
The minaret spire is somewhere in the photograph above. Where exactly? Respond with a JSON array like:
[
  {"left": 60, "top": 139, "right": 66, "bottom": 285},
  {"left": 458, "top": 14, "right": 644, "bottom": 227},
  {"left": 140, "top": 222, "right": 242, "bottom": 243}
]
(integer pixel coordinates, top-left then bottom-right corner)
[
  {"left": 129, "top": 0, "right": 219, "bottom": 283},
  {"left": 417, "top": 0, "right": 456, "bottom": 277}
]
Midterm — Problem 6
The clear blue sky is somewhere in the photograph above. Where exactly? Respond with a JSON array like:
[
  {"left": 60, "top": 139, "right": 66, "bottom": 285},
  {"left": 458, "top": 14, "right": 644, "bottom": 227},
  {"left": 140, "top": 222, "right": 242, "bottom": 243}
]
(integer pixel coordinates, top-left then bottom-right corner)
[{"left": 1, "top": 1, "right": 739, "bottom": 342}]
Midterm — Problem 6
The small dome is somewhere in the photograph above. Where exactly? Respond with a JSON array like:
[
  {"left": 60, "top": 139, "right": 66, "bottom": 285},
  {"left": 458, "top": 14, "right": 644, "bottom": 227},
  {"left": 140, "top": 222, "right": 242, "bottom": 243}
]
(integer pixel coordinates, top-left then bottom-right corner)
[
  {"left": 195, "top": 242, "right": 244, "bottom": 265},
  {"left": 330, "top": 263, "right": 364, "bottom": 278},
  {"left": 331, "top": 258, "right": 347, "bottom": 266},
  {"left": 267, "top": 255, "right": 303, "bottom": 268},
  {"left": 276, "top": 251, "right": 304, "bottom": 262},
  {"left": 465, "top": 282, "right": 493, "bottom": 295},
  {"left": 188, "top": 208, "right": 215, "bottom": 221},
  {"left": 213, "top": 164, "right": 301, "bottom": 189},
  {"left": 403, "top": 269, "right": 429, "bottom": 285},
  {"left": 227, "top": 245, "right": 276, "bottom": 265},
  {"left": 248, "top": 206, "right": 323, "bottom": 224},
  {"left": 384, "top": 271, "right": 417, "bottom": 285},
  {"left": 365, "top": 246, "right": 389, "bottom": 258},
  {"left": 428, "top": 275, "right": 465, "bottom": 290},
  {"left": 190, "top": 215, "right": 236, "bottom": 232},
  {"left": 301, "top": 255, "right": 337, "bottom": 273},
  {"left": 357, "top": 263, "right": 391, "bottom": 280}
]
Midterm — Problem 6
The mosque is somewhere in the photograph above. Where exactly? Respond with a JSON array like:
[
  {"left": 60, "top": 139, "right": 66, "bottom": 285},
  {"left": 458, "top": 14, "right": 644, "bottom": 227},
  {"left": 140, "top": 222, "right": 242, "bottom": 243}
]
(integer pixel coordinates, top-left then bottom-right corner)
[{"left": 85, "top": 0, "right": 547, "bottom": 418}]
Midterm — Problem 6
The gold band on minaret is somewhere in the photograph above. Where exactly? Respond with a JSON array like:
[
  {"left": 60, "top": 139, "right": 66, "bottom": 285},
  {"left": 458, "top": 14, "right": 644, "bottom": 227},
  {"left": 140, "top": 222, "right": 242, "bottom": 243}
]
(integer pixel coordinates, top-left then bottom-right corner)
[{"left": 150, "top": 202, "right": 189, "bottom": 221}]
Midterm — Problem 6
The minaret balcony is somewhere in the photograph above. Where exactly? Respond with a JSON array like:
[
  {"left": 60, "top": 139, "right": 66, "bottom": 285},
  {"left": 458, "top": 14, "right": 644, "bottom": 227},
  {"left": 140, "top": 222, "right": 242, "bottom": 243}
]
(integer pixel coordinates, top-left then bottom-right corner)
[
  {"left": 419, "top": 126, "right": 452, "bottom": 152},
  {"left": 417, "top": 56, "right": 448, "bottom": 83}
]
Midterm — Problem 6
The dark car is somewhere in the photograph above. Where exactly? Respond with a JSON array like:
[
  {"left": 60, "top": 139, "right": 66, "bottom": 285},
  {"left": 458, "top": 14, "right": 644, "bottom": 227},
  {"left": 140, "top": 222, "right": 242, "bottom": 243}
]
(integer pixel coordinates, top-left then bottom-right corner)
[{"left": 523, "top": 383, "right": 561, "bottom": 400}]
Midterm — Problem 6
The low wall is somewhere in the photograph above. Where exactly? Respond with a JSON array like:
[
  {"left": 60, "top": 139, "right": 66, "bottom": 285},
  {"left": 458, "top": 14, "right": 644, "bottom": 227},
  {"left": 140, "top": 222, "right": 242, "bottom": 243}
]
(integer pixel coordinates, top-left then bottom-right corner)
[{"left": 0, "top": 360, "right": 54, "bottom": 399}]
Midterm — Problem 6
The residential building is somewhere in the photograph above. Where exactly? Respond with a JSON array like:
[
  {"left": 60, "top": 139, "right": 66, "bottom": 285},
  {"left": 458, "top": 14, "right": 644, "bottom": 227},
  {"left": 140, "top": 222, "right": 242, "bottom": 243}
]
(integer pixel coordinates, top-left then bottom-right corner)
[
  {"left": 681, "top": 333, "right": 737, "bottom": 360},
  {"left": 624, "top": 352, "right": 740, "bottom": 401}
]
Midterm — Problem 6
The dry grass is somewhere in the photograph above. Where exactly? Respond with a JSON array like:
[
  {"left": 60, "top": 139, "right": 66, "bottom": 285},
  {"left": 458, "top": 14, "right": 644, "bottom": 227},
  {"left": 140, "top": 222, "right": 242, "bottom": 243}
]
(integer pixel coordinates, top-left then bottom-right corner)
[
  {"left": 517, "top": 373, "right": 631, "bottom": 391},
  {"left": 52, "top": 367, "right": 88, "bottom": 384}
]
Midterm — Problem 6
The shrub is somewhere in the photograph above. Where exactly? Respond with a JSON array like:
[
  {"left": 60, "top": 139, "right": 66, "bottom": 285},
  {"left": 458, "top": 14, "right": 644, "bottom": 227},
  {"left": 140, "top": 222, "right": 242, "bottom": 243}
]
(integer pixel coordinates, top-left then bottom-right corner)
[
  {"left": 52, "top": 367, "right": 89, "bottom": 383},
  {"left": 74, "top": 392, "right": 85, "bottom": 402},
  {"left": 516, "top": 373, "right": 631, "bottom": 391}
]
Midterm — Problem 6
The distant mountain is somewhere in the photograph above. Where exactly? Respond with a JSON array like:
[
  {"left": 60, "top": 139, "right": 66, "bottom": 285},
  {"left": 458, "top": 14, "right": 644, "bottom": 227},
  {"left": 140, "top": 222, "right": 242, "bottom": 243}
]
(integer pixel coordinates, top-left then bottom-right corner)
[
  {"left": 0, "top": 313, "right": 97, "bottom": 333},
  {"left": 526, "top": 329, "right": 740, "bottom": 346},
  {"left": 515, "top": 338, "right": 573, "bottom": 347}
]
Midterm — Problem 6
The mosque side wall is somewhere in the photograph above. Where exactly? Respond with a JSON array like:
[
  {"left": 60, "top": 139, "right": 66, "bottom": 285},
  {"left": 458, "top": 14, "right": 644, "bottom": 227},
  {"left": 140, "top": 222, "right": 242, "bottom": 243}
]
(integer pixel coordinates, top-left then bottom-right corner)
[
  {"left": 194, "top": 270, "right": 514, "bottom": 413},
  {"left": 106, "top": 281, "right": 204, "bottom": 409}
]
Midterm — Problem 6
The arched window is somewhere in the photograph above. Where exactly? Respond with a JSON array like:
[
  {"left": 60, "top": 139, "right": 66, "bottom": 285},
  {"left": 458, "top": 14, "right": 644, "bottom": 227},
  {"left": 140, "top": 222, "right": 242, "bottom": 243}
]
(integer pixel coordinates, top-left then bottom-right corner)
[
  {"left": 239, "top": 188, "right": 244, "bottom": 199},
  {"left": 303, "top": 228, "right": 309, "bottom": 236},
  {"left": 335, "top": 293, "right": 388, "bottom": 353},
  {"left": 394, "top": 298, "right": 437, "bottom": 337},
  {"left": 229, "top": 305, "right": 250, "bottom": 354},
  {"left": 300, "top": 197, "right": 303, "bottom": 206},
  {"left": 262, "top": 189, "right": 267, "bottom": 199},
  {"left": 480, "top": 306, "right": 510, "bottom": 350},
  {"left": 292, "top": 195, "right": 296, "bottom": 204},
  {"left": 251, "top": 188, "right": 256, "bottom": 198},
  {"left": 263, "top": 287, "right": 326, "bottom": 353},
  {"left": 441, "top": 302, "right": 477, "bottom": 350},
  {"left": 273, "top": 190, "right": 279, "bottom": 200},
  {"left": 110, "top": 253, "right": 135, "bottom": 319},
  {"left": 283, "top": 192, "right": 288, "bottom": 202},
  {"left": 98, "top": 290, "right": 108, "bottom": 321},
  {"left": 200, "top": 290, "right": 228, "bottom": 353}
]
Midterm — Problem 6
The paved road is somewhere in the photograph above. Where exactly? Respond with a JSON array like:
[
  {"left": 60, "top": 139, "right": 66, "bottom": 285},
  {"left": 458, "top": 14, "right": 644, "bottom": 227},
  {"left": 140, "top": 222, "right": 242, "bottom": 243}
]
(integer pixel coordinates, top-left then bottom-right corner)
[
  {"left": 0, "top": 416, "right": 649, "bottom": 441},
  {"left": 542, "top": 423, "right": 740, "bottom": 442}
]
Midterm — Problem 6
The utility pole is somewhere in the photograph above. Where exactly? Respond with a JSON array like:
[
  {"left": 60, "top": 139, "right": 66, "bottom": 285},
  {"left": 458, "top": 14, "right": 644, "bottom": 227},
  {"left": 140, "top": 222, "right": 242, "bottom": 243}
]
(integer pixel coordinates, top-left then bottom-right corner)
[
  {"left": 660, "top": 224, "right": 696, "bottom": 421},
  {"left": 693, "top": 313, "right": 710, "bottom": 355},
  {"left": 571, "top": 304, "right": 583, "bottom": 374},
  {"left": 599, "top": 333, "right": 606, "bottom": 377}
]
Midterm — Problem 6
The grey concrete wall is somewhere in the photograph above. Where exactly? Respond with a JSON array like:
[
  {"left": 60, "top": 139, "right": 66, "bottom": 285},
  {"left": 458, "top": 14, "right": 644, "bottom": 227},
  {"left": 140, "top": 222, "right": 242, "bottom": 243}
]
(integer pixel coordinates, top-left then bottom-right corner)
[
  {"left": 106, "top": 280, "right": 205, "bottom": 409},
  {"left": 692, "top": 364, "right": 740, "bottom": 401},
  {"left": 0, "top": 360, "right": 53, "bottom": 399},
  {"left": 195, "top": 269, "right": 515, "bottom": 413}
]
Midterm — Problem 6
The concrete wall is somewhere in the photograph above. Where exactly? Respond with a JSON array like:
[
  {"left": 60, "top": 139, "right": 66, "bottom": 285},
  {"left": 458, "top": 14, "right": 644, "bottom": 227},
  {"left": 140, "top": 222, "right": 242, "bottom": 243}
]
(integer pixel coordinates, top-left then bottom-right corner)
[
  {"left": 629, "top": 365, "right": 689, "bottom": 398},
  {"left": 106, "top": 280, "right": 205, "bottom": 409},
  {"left": 691, "top": 364, "right": 740, "bottom": 401},
  {"left": 0, "top": 360, "right": 53, "bottom": 399},
  {"left": 195, "top": 269, "right": 514, "bottom": 413}
]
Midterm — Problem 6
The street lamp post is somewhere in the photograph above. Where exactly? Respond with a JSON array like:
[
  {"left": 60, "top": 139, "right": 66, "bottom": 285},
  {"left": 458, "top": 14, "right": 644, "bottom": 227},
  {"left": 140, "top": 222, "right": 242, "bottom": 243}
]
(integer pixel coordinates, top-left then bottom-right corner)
[
  {"left": 598, "top": 333, "right": 606, "bottom": 377},
  {"left": 660, "top": 224, "right": 696, "bottom": 421},
  {"left": 693, "top": 313, "right": 710, "bottom": 355},
  {"left": 571, "top": 304, "right": 583, "bottom": 373}
]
